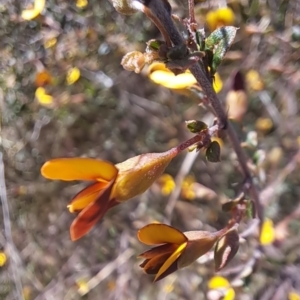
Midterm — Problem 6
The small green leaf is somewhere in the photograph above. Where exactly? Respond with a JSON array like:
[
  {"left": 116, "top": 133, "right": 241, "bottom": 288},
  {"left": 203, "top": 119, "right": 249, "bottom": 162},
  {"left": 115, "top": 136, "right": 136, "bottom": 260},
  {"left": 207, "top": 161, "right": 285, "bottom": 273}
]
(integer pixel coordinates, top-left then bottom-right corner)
[
  {"left": 246, "top": 200, "right": 255, "bottom": 219},
  {"left": 185, "top": 120, "right": 208, "bottom": 133},
  {"left": 205, "top": 26, "right": 238, "bottom": 74},
  {"left": 206, "top": 141, "right": 221, "bottom": 162},
  {"left": 147, "top": 39, "right": 165, "bottom": 51}
]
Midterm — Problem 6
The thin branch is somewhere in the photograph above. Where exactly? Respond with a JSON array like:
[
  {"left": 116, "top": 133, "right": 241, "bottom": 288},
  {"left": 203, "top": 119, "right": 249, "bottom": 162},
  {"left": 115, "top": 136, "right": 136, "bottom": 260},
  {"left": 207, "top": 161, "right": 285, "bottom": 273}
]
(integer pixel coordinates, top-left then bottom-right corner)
[
  {"left": 260, "top": 149, "right": 300, "bottom": 206},
  {"left": 164, "top": 150, "right": 199, "bottom": 221},
  {"left": 78, "top": 249, "right": 134, "bottom": 296},
  {"left": 0, "top": 152, "right": 24, "bottom": 300},
  {"left": 136, "top": 0, "right": 264, "bottom": 226},
  {"left": 165, "top": 124, "right": 219, "bottom": 219}
]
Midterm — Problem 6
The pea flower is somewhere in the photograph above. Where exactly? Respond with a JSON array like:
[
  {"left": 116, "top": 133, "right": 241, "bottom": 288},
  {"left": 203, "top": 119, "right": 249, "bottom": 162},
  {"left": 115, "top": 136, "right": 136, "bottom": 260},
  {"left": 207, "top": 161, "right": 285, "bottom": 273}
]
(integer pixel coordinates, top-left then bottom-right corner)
[
  {"left": 148, "top": 62, "right": 223, "bottom": 93},
  {"left": 207, "top": 276, "right": 235, "bottom": 300},
  {"left": 138, "top": 223, "right": 219, "bottom": 281},
  {"left": 41, "top": 148, "right": 178, "bottom": 240},
  {"left": 260, "top": 218, "right": 275, "bottom": 245},
  {"left": 21, "top": 0, "right": 45, "bottom": 20},
  {"left": 206, "top": 7, "right": 235, "bottom": 32}
]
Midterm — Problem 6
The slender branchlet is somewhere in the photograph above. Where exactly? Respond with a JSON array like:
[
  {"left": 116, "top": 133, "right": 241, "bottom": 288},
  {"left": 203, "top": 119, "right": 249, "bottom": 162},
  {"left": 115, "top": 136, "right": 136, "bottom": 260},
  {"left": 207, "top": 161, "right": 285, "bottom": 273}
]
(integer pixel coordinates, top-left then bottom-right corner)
[{"left": 109, "top": 0, "right": 264, "bottom": 228}]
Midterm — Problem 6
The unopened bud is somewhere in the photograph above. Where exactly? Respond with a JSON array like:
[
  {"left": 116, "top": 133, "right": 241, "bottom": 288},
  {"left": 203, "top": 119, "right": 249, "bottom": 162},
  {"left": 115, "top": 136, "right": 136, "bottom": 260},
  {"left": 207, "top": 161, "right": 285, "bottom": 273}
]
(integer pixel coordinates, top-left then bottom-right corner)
[
  {"left": 121, "top": 51, "right": 146, "bottom": 73},
  {"left": 214, "top": 225, "right": 239, "bottom": 271},
  {"left": 185, "top": 120, "right": 208, "bottom": 133}
]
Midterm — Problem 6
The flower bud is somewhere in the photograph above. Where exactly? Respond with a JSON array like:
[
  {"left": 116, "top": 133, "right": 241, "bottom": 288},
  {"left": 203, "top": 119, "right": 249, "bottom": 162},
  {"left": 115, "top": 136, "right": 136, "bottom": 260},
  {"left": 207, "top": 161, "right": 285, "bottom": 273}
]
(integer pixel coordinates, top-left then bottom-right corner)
[
  {"left": 214, "top": 226, "right": 239, "bottom": 271},
  {"left": 121, "top": 51, "right": 146, "bottom": 73},
  {"left": 185, "top": 120, "right": 208, "bottom": 133}
]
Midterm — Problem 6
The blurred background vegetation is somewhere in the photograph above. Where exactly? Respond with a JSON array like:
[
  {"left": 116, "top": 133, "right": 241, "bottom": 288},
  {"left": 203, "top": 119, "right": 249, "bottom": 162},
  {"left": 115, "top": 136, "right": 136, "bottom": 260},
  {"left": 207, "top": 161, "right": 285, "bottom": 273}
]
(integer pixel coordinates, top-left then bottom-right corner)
[{"left": 1, "top": 0, "right": 300, "bottom": 299}]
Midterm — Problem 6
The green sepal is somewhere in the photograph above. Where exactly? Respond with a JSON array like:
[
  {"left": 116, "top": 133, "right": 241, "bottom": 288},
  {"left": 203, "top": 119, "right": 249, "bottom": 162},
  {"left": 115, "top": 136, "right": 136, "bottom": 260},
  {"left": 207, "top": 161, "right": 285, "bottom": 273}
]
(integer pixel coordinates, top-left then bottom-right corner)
[
  {"left": 185, "top": 120, "right": 208, "bottom": 133},
  {"left": 206, "top": 141, "right": 221, "bottom": 162}
]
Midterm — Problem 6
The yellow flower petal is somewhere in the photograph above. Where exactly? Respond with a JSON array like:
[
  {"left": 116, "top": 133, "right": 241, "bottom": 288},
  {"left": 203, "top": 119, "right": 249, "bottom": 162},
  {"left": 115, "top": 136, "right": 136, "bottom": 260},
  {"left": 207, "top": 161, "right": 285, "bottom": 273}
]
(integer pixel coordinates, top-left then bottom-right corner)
[
  {"left": 148, "top": 62, "right": 170, "bottom": 73},
  {"left": 76, "top": 0, "right": 88, "bottom": 8},
  {"left": 149, "top": 70, "right": 197, "bottom": 89},
  {"left": 66, "top": 67, "right": 80, "bottom": 85},
  {"left": 68, "top": 182, "right": 108, "bottom": 212},
  {"left": 158, "top": 174, "right": 175, "bottom": 196},
  {"left": 206, "top": 7, "right": 235, "bottom": 31},
  {"left": 44, "top": 38, "right": 57, "bottom": 49},
  {"left": 138, "top": 224, "right": 187, "bottom": 245},
  {"left": 21, "top": 9, "right": 40, "bottom": 20},
  {"left": 34, "top": 0, "right": 45, "bottom": 12},
  {"left": 76, "top": 278, "right": 89, "bottom": 294},
  {"left": 0, "top": 252, "right": 7, "bottom": 267},
  {"left": 246, "top": 69, "right": 264, "bottom": 91},
  {"left": 155, "top": 242, "right": 187, "bottom": 281},
  {"left": 206, "top": 11, "right": 218, "bottom": 32},
  {"left": 224, "top": 287, "right": 235, "bottom": 300},
  {"left": 208, "top": 276, "right": 230, "bottom": 289},
  {"left": 216, "top": 8, "right": 235, "bottom": 25},
  {"left": 35, "top": 87, "right": 53, "bottom": 105},
  {"left": 41, "top": 158, "right": 118, "bottom": 182},
  {"left": 213, "top": 73, "right": 223, "bottom": 93},
  {"left": 260, "top": 218, "right": 275, "bottom": 245},
  {"left": 289, "top": 291, "right": 300, "bottom": 300},
  {"left": 21, "top": 0, "right": 45, "bottom": 20}
]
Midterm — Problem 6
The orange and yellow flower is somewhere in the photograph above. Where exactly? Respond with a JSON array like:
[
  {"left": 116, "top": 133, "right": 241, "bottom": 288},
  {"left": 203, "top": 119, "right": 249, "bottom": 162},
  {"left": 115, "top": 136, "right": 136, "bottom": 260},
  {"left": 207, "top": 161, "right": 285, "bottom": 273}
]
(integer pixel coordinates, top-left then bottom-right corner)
[
  {"left": 41, "top": 149, "right": 178, "bottom": 240},
  {"left": 138, "top": 223, "right": 219, "bottom": 281}
]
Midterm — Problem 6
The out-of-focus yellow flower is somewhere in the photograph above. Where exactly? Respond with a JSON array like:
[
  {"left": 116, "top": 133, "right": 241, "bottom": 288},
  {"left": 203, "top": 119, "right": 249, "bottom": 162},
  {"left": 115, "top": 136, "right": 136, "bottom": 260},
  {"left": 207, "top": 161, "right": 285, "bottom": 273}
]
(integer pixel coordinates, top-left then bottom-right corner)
[
  {"left": 208, "top": 276, "right": 235, "bottom": 300},
  {"left": 35, "top": 87, "right": 53, "bottom": 106},
  {"left": 206, "top": 7, "right": 235, "bottom": 32},
  {"left": 66, "top": 67, "right": 81, "bottom": 85},
  {"left": 21, "top": 0, "right": 45, "bottom": 20},
  {"left": 107, "top": 280, "right": 116, "bottom": 291},
  {"left": 157, "top": 174, "right": 175, "bottom": 196},
  {"left": 76, "top": 0, "right": 88, "bottom": 8},
  {"left": 44, "top": 38, "right": 57, "bottom": 49},
  {"left": 41, "top": 149, "right": 178, "bottom": 240},
  {"left": 163, "top": 283, "right": 174, "bottom": 293},
  {"left": 35, "top": 70, "right": 53, "bottom": 87},
  {"left": 76, "top": 278, "right": 89, "bottom": 294},
  {"left": 260, "top": 218, "right": 275, "bottom": 245},
  {"left": 226, "top": 90, "right": 248, "bottom": 122},
  {"left": 181, "top": 175, "right": 196, "bottom": 200},
  {"left": 289, "top": 291, "right": 300, "bottom": 300},
  {"left": 22, "top": 286, "right": 32, "bottom": 300},
  {"left": 246, "top": 69, "right": 264, "bottom": 91},
  {"left": 148, "top": 62, "right": 223, "bottom": 93},
  {"left": 213, "top": 73, "right": 223, "bottom": 93},
  {"left": 0, "top": 252, "right": 7, "bottom": 267},
  {"left": 138, "top": 223, "right": 218, "bottom": 281},
  {"left": 256, "top": 117, "right": 273, "bottom": 134}
]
